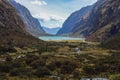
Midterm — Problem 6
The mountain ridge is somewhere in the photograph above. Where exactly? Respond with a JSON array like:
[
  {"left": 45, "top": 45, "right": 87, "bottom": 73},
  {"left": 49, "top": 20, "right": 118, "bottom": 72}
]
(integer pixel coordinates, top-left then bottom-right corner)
[
  {"left": 57, "top": 6, "right": 92, "bottom": 36},
  {"left": 58, "top": 0, "right": 120, "bottom": 42},
  {"left": 42, "top": 27, "right": 61, "bottom": 35},
  {"left": 0, "top": 0, "right": 41, "bottom": 47},
  {"left": 9, "top": 0, "right": 47, "bottom": 37}
]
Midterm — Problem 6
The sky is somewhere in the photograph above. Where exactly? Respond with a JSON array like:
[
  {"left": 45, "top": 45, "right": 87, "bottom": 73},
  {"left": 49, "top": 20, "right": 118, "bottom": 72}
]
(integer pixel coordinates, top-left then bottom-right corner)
[{"left": 15, "top": 0, "right": 97, "bottom": 28}]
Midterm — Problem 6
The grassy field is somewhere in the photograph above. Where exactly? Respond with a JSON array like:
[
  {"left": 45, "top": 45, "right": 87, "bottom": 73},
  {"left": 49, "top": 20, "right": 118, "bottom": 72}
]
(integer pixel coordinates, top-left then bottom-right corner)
[{"left": 0, "top": 40, "right": 120, "bottom": 80}]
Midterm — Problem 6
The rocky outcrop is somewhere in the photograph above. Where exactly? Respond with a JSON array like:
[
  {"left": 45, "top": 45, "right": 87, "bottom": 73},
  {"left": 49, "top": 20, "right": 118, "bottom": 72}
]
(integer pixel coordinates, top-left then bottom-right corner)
[{"left": 9, "top": 0, "right": 46, "bottom": 37}]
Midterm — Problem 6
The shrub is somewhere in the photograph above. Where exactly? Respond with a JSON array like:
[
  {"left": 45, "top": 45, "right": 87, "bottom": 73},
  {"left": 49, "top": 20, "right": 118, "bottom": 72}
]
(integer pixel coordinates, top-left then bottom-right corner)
[
  {"left": 0, "top": 62, "right": 12, "bottom": 73},
  {"left": 0, "top": 46, "right": 17, "bottom": 54},
  {"left": 82, "top": 65, "right": 95, "bottom": 75},
  {"left": 25, "top": 54, "right": 39, "bottom": 65},
  {"left": 12, "top": 61, "right": 26, "bottom": 68},
  {"left": 30, "top": 58, "right": 46, "bottom": 68},
  {"left": 0, "top": 73, "right": 8, "bottom": 80},
  {"left": 109, "top": 74, "right": 120, "bottom": 80},
  {"left": 6, "top": 56, "right": 13, "bottom": 62},
  {"left": 35, "top": 67, "right": 51, "bottom": 77},
  {"left": 60, "top": 61, "right": 78, "bottom": 74},
  {"left": 10, "top": 68, "right": 33, "bottom": 77},
  {"left": 94, "top": 63, "right": 108, "bottom": 74},
  {"left": 73, "top": 70, "right": 81, "bottom": 79},
  {"left": 47, "top": 62, "right": 57, "bottom": 71}
]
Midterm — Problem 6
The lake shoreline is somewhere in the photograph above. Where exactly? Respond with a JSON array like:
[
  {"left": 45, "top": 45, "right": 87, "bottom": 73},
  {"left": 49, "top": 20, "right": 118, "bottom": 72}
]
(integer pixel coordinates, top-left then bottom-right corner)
[{"left": 39, "top": 36, "right": 85, "bottom": 41}]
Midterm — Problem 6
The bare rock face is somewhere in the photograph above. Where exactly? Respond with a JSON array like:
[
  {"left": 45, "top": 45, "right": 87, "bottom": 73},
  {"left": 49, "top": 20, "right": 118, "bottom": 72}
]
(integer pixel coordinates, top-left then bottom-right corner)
[
  {"left": 0, "top": 0, "right": 40, "bottom": 47},
  {"left": 9, "top": 0, "right": 47, "bottom": 37}
]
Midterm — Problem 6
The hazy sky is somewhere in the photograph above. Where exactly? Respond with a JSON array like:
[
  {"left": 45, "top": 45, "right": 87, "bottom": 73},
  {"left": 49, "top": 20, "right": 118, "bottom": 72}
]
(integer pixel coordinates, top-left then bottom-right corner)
[{"left": 15, "top": 0, "right": 97, "bottom": 28}]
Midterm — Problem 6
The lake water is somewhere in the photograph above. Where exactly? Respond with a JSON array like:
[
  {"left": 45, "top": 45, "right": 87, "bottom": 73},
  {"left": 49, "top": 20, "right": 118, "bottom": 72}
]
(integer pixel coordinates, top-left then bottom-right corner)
[{"left": 39, "top": 36, "right": 84, "bottom": 41}]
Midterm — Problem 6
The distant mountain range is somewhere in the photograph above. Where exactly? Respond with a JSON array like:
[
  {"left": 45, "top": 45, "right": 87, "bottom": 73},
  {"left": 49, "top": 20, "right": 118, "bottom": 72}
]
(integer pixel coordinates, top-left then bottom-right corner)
[
  {"left": 9, "top": 0, "right": 47, "bottom": 37},
  {"left": 42, "top": 27, "right": 61, "bottom": 35}
]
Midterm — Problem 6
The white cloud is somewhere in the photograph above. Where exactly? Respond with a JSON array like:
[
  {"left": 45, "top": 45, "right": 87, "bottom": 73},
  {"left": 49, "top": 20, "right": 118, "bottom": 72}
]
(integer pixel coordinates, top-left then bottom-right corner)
[
  {"left": 30, "top": 0, "right": 47, "bottom": 6},
  {"left": 15, "top": 0, "right": 97, "bottom": 28},
  {"left": 33, "top": 13, "right": 65, "bottom": 22}
]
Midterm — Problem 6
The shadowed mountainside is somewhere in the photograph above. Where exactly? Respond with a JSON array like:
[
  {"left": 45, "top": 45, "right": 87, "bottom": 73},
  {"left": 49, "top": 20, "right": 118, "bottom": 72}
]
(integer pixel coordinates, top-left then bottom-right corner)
[
  {"left": 9, "top": 0, "right": 47, "bottom": 37},
  {"left": 0, "top": 0, "right": 41, "bottom": 47},
  {"left": 57, "top": 0, "right": 120, "bottom": 49},
  {"left": 57, "top": 6, "right": 92, "bottom": 36},
  {"left": 58, "top": 0, "right": 120, "bottom": 42}
]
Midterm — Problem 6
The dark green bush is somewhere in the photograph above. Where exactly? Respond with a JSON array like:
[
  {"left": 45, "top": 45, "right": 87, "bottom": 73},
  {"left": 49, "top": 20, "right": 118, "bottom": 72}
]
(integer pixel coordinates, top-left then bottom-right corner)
[
  {"left": 0, "top": 46, "right": 17, "bottom": 54},
  {"left": 10, "top": 68, "right": 33, "bottom": 77},
  {"left": 109, "top": 74, "right": 120, "bottom": 80},
  {"left": 82, "top": 65, "right": 95, "bottom": 75},
  {"left": 73, "top": 70, "right": 81, "bottom": 79},
  {"left": 35, "top": 67, "right": 51, "bottom": 77},
  {"left": 30, "top": 58, "right": 46, "bottom": 68},
  {"left": 60, "top": 61, "right": 78, "bottom": 74},
  {"left": 6, "top": 56, "right": 13, "bottom": 62},
  {"left": 0, "top": 62, "right": 12, "bottom": 73},
  {"left": 0, "top": 73, "right": 8, "bottom": 80},
  {"left": 94, "top": 63, "right": 108, "bottom": 74},
  {"left": 12, "top": 61, "right": 26, "bottom": 68},
  {"left": 47, "top": 62, "right": 57, "bottom": 71},
  {"left": 25, "top": 54, "right": 39, "bottom": 65}
]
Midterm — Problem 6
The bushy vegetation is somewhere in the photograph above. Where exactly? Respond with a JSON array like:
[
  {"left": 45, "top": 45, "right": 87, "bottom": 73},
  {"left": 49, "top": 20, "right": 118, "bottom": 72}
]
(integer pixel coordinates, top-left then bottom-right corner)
[
  {"left": 109, "top": 74, "right": 120, "bottom": 80},
  {"left": 0, "top": 46, "right": 17, "bottom": 54},
  {"left": 0, "top": 41, "right": 119, "bottom": 79},
  {"left": 101, "top": 33, "right": 120, "bottom": 50}
]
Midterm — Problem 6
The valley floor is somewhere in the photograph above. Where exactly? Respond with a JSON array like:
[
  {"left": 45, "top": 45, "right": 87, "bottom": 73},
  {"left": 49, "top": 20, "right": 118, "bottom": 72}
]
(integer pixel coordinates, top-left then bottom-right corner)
[{"left": 0, "top": 40, "right": 120, "bottom": 80}]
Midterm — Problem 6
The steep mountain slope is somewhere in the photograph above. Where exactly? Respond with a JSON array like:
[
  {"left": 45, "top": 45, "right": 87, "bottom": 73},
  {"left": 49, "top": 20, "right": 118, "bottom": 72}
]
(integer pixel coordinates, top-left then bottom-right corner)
[
  {"left": 73, "top": 0, "right": 120, "bottom": 42},
  {"left": 57, "top": 6, "right": 92, "bottom": 36},
  {"left": 0, "top": 0, "right": 40, "bottom": 47},
  {"left": 43, "top": 27, "right": 61, "bottom": 35},
  {"left": 58, "top": 0, "right": 120, "bottom": 43},
  {"left": 84, "top": 0, "right": 120, "bottom": 42},
  {"left": 9, "top": 0, "right": 46, "bottom": 37}
]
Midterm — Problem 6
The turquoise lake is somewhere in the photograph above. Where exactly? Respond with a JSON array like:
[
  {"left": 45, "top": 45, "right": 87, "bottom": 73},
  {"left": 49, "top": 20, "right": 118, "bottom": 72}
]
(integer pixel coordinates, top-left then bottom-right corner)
[{"left": 39, "top": 36, "right": 84, "bottom": 41}]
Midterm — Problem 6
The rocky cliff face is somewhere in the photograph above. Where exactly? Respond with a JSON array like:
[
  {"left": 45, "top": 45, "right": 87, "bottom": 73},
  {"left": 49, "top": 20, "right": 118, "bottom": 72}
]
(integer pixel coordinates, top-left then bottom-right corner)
[
  {"left": 9, "top": 0, "right": 46, "bottom": 37},
  {"left": 0, "top": 0, "right": 40, "bottom": 47},
  {"left": 84, "top": 0, "right": 120, "bottom": 42},
  {"left": 57, "top": 6, "right": 92, "bottom": 36},
  {"left": 58, "top": 0, "right": 120, "bottom": 42}
]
